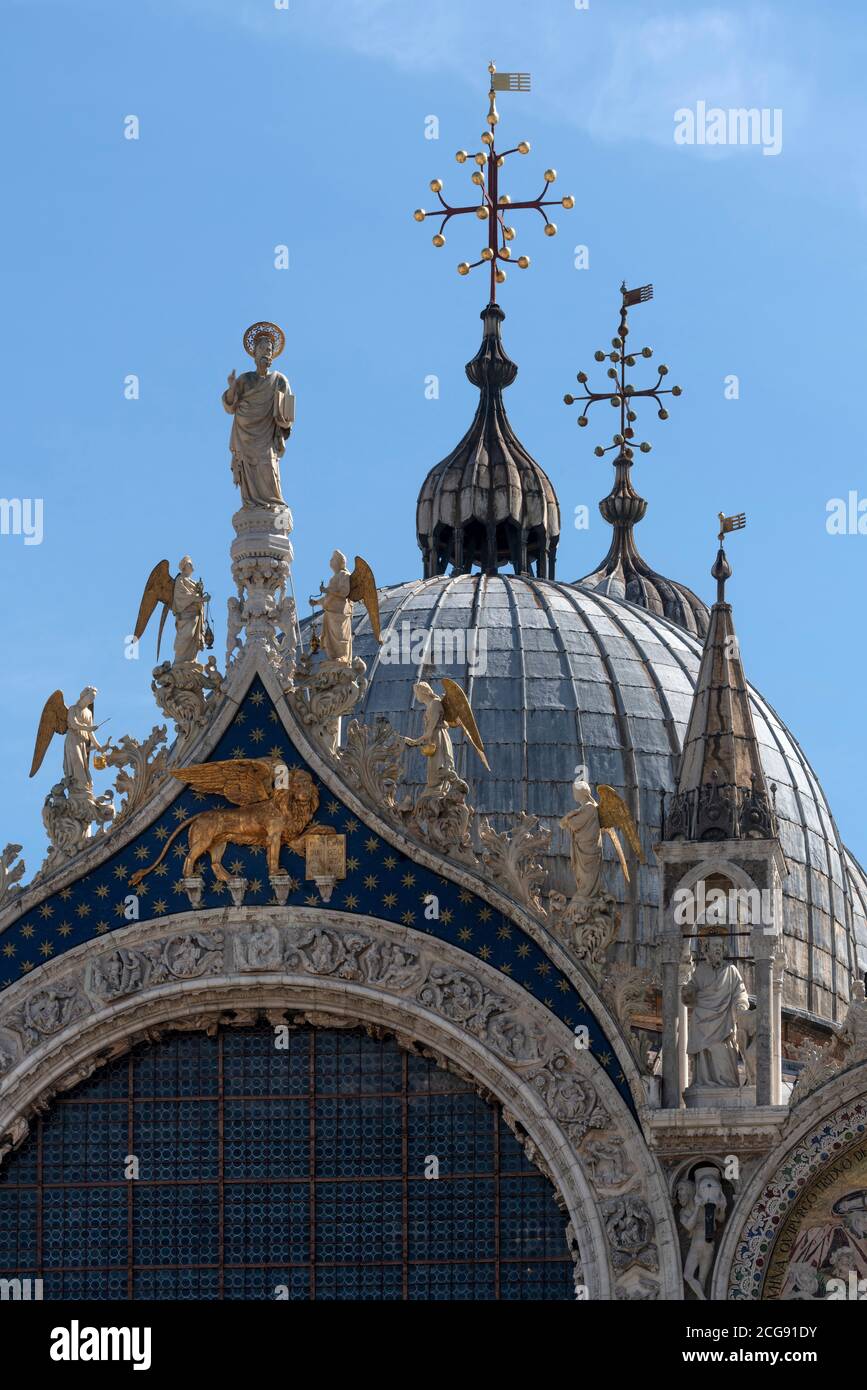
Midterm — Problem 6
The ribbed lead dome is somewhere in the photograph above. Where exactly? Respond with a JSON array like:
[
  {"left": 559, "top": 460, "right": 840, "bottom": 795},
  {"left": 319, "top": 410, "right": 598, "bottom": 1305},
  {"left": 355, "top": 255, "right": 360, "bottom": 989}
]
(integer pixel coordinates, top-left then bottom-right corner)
[
  {"left": 416, "top": 304, "right": 560, "bottom": 579},
  {"left": 347, "top": 573, "right": 867, "bottom": 1026}
]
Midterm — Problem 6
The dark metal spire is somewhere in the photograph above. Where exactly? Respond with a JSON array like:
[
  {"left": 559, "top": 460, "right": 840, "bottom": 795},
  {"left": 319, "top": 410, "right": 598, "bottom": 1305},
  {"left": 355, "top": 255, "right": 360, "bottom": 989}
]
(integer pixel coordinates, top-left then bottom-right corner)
[
  {"left": 416, "top": 303, "right": 560, "bottom": 578},
  {"left": 565, "top": 284, "right": 708, "bottom": 636}
]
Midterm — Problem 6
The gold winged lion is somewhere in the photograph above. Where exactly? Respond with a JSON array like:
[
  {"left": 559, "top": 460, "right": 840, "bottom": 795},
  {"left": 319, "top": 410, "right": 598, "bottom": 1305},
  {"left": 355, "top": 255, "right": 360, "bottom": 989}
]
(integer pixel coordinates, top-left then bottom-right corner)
[{"left": 129, "top": 758, "right": 334, "bottom": 886}]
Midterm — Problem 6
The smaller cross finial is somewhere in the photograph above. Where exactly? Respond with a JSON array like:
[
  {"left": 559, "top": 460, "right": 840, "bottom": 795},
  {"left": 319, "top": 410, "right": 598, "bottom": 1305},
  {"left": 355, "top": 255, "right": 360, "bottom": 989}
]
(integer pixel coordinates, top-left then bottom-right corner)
[
  {"left": 563, "top": 282, "right": 682, "bottom": 461},
  {"left": 413, "top": 62, "right": 572, "bottom": 302}
]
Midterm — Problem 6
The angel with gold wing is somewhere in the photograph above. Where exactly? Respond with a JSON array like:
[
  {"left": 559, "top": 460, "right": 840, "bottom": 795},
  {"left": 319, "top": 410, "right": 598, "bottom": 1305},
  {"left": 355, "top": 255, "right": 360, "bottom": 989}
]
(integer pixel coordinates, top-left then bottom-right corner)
[
  {"left": 405, "top": 678, "right": 490, "bottom": 788},
  {"left": 29, "top": 686, "right": 112, "bottom": 791},
  {"left": 308, "top": 551, "right": 381, "bottom": 664},
  {"left": 560, "top": 777, "right": 644, "bottom": 904},
  {"left": 134, "top": 557, "right": 212, "bottom": 666}
]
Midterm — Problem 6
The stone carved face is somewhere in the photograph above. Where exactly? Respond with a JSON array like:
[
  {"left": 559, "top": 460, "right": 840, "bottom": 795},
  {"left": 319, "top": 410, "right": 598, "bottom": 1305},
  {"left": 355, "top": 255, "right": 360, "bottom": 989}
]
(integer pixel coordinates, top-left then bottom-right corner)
[
  {"left": 676, "top": 1180, "right": 695, "bottom": 1209},
  {"left": 706, "top": 937, "right": 725, "bottom": 968},
  {"left": 695, "top": 1170, "right": 723, "bottom": 1205},
  {"left": 253, "top": 335, "right": 274, "bottom": 372}
]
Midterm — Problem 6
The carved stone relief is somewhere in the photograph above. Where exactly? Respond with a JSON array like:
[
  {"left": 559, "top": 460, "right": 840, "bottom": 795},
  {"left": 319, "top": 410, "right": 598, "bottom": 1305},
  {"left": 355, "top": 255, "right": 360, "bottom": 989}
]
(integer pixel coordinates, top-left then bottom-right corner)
[{"left": 0, "top": 907, "right": 680, "bottom": 1300}]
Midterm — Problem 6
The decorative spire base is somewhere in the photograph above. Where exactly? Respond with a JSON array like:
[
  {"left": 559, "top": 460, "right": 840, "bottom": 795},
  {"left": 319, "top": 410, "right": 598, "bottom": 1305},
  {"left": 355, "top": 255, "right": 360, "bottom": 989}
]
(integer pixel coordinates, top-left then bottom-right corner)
[
  {"left": 578, "top": 452, "right": 709, "bottom": 637},
  {"left": 228, "top": 503, "right": 298, "bottom": 681}
]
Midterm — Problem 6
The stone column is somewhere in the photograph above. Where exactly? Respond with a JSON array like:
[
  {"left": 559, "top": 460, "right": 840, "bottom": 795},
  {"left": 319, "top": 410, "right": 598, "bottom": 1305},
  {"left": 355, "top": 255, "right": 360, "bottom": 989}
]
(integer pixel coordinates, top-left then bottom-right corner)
[
  {"left": 751, "top": 926, "right": 777, "bottom": 1107},
  {"left": 678, "top": 954, "right": 690, "bottom": 1097},
  {"left": 772, "top": 948, "right": 785, "bottom": 1105},
  {"left": 661, "top": 936, "right": 682, "bottom": 1109}
]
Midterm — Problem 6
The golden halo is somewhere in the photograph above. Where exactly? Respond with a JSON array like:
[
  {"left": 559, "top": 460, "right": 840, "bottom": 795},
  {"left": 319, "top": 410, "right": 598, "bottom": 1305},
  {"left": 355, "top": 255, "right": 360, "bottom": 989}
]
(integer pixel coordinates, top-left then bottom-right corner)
[{"left": 243, "top": 320, "right": 286, "bottom": 359}]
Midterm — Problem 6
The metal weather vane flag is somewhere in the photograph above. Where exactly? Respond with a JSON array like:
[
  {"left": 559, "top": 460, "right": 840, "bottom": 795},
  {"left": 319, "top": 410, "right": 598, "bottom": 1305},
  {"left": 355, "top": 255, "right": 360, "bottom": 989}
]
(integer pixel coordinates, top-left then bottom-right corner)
[{"left": 413, "top": 61, "right": 574, "bottom": 301}]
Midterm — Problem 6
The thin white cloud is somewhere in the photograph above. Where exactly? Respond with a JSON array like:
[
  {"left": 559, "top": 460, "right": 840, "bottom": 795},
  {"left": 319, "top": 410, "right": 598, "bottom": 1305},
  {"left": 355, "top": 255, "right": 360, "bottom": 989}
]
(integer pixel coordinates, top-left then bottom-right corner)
[{"left": 274, "top": 1, "right": 809, "bottom": 152}]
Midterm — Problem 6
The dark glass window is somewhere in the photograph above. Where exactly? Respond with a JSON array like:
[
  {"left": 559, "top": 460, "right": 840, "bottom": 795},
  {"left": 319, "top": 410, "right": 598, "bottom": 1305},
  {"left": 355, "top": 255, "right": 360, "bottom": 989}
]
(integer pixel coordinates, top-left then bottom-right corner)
[{"left": 0, "top": 1025, "right": 575, "bottom": 1300}]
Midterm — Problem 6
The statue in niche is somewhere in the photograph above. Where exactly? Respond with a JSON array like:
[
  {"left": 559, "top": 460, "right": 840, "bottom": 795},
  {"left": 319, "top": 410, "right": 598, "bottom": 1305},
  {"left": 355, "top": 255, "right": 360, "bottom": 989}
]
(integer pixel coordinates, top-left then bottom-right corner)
[
  {"left": 222, "top": 320, "right": 294, "bottom": 509},
  {"left": 678, "top": 1166, "right": 727, "bottom": 1299},
  {"left": 681, "top": 933, "right": 750, "bottom": 1088}
]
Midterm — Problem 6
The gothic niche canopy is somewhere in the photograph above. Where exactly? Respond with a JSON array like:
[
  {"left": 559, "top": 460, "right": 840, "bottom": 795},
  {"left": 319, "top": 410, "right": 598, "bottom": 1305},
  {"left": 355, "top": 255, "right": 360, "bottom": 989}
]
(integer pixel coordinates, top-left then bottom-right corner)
[
  {"left": 663, "top": 516, "right": 778, "bottom": 843},
  {"left": 417, "top": 302, "right": 560, "bottom": 578}
]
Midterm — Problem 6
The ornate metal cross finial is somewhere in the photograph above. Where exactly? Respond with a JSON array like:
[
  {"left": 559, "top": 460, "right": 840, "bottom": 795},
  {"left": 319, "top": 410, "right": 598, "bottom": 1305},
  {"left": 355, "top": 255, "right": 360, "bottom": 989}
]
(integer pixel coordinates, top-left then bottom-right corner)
[
  {"left": 563, "top": 282, "right": 683, "bottom": 459},
  {"left": 413, "top": 61, "right": 574, "bottom": 302}
]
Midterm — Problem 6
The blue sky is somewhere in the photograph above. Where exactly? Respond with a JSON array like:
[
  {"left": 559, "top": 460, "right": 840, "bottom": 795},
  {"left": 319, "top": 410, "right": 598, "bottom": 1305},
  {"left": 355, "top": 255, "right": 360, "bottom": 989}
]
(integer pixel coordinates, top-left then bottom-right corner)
[{"left": 2, "top": 0, "right": 867, "bottom": 874}]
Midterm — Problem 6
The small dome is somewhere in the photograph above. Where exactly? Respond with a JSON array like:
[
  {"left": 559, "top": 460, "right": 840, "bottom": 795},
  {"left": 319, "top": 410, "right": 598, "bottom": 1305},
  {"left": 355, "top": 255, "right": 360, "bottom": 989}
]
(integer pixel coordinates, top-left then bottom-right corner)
[
  {"left": 417, "top": 304, "right": 560, "bottom": 579},
  {"left": 576, "top": 453, "right": 709, "bottom": 638}
]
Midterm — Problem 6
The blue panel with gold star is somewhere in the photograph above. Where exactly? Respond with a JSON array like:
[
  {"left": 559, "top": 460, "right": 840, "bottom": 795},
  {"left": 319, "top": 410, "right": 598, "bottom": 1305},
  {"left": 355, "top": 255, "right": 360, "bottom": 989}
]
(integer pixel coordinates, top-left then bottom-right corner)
[{"left": 1, "top": 677, "right": 633, "bottom": 1110}]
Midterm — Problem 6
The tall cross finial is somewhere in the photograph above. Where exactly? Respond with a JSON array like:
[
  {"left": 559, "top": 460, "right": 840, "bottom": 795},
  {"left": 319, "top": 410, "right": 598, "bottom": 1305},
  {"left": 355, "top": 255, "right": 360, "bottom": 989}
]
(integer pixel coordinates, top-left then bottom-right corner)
[
  {"left": 563, "top": 282, "right": 683, "bottom": 460},
  {"left": 413, "top": 61, "right": 573, "bottom": 303}
]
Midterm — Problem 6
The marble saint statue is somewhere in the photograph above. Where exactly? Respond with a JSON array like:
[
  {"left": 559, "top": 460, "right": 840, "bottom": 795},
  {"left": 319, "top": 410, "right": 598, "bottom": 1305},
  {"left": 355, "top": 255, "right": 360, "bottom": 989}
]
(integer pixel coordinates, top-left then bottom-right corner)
[
  {"left": 309, "top": 551, "right": 352, "bottom": 663},
  {"left": 560, "top": 778, "right": 603, "bottom": 902},
  {"left": 222, "top": 321, "right": 294, "bottom": 509},
  {"left": 682, "top": 935, "right": 750, "bottom": 1088}
]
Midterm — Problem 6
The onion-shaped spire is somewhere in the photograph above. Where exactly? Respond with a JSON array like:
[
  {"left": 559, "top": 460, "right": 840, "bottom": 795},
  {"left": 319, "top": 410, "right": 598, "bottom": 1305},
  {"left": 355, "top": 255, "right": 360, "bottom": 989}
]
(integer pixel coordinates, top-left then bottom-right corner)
[{"left": 417, "top": 303, "right": 560, "bottom": 578}]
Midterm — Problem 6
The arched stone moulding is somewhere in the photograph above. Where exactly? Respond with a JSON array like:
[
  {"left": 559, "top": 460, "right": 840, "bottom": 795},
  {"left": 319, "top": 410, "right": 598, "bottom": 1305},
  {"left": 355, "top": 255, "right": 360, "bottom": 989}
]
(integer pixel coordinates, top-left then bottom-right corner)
[
  {"left": 0, "top": 647, "right": 650, "bottom": 1121},
  {"left": 713, "top": 1063, "right": 867, "bottom": 1299},
  {"left": 0, "top": 907, "right": 683, "bottom": 1301}
]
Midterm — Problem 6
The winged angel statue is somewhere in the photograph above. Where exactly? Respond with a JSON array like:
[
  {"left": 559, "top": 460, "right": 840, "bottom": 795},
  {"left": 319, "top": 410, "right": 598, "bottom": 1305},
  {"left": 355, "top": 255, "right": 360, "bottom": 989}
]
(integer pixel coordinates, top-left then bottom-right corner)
[
  {"left": 309, "top": 551, "right": 381, "bottom": 664},
  {"left": 30, "top": 687, "right": 112, "bottom": 790},
  {"left": 133, "top": 557, "right": 212, "bottom": 665},
  {"left": 405, "top": 678, "right": 489, "bottom": 787},
  {"left": 560, "top": 778, "right": 643, "bottom": 905},
  {"left": 29, "top": 688, "right": 116, "bottom": 863},
  {"left": 130, "top": 757, "right": 334, "bottom": 885}
]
